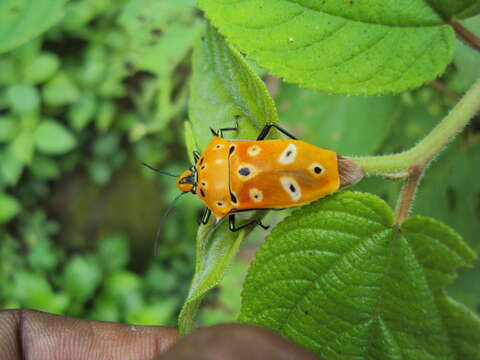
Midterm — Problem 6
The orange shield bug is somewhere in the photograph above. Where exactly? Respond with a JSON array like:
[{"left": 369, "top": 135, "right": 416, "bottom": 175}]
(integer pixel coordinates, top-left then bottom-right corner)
[{"left": 171, "top": 122, "right": 363, "bottom": 232}]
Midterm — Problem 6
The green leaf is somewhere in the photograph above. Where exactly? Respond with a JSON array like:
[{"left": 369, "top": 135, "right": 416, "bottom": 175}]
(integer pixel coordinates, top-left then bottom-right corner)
[
  {"left": 35, "top": 119, "right": 77, "bottom": 155},
  {"left": 119, "top": 0, "right": 199, "bottom": 77},
  {"left": 61, "top": 255, "right": 102, "bottom": 303},
  {"left": 179, "top": 24, "right": 279, "bottom": 335},
  {"left": 0, "top": 115, "right": 18, "bottom": 143},
  {"left": 119, "top": 0, "right": 196, "bottom": 48},
  {"left": 198, "top": 0, "right": 457, "bottom": 95},
  {"left": 68, "top": 92, "right": 97, "bottom": 131},
  {"left": 240, "top": 191, "right": 479, "bottom": 359},
  {"left": 97, "top": 234, "right": 129, "bottom": 273},
  {"left": 87, "top": 159, "right": 111, "bottom": 185},
  {"left": 0, "top": 0, "right": 67, "bottom": 54},
  {"left": 11, "top": 129, "right": 35, "bottom": 164},
  {"left": 277, "top": 83, "right": 401, "bottom": 155},
  {"left": 43, "top": 72, "right": 81, "bottom": 106},
  {"left": 189, "top": 24, "right": 279, "bottom": 149},
  {"left": 11, "top": 271, "right": 69, "bottom": 314},
  {"left": 0, "top": 193, "right": 21, "bottom": 223},
  {"left": 24, "top": 52, "right": 60, "bottom": 84},
  {"left": 62, "top": 0, "right": 111, "bottom": 31},
  {"left": 95, "top": 100, "right": 115, "bottom": 133},
  {"left": 0, "top": 146, "right": 24, "bottom": 186},
  {"left": 6, "top": 83, "right": 40, "bottom": 114},
  {"left": 0, "top": 58, "right": 19, "bottom": 85},
  {"left": 179, "top": 223, "right": 245, "bottom": 335},
  {"left": 126, "top": 299, "right": 178, "bottom": 326},
  {"left": 27, "top": 238, "right": 59, "bottom": 272}
]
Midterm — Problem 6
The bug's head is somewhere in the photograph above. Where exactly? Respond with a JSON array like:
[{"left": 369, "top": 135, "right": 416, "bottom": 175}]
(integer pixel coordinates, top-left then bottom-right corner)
[{"left": 176, "top": 169, "right": 196, "bottom": 193}]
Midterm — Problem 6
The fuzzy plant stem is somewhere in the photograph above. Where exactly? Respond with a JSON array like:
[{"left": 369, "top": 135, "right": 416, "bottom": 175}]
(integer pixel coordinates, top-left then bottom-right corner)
[{"left": 352, "top": 77, "right": 480, "bottom": 176}]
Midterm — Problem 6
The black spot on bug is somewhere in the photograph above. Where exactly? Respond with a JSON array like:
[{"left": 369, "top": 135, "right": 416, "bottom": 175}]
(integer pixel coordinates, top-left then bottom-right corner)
[
  {"left": 215, "top": 144, "right": 222, "bottom": 149},
  {"left": 199, "top": 157, "right": 204, "bottom": 165},
  {"left": 200, "top": 189, "right": 205, "bottom": 197},
  {"left": 254, "top": 194, "right": 259, "bottom": 199},
  {"left": 217, "top": 201, "right": 224, "bottom": 207},
  {"left": 314, "top": 166, "right": 322, "bottom": 174},
  {"left": 201, "top": 181, "right": 206, "bottom": 187},
  {"left": 286, "top": 151, "right": 292, "bottom": 157},
  {"left": 201, "top": 165, "right": 206, "bottom": 171},
  {"left": 238, "top": 167, "right": 251, "bottom": 176},
  {"left": 229, "top": 145, "right": 236, "bottom": 154},
  {"left": 230, "top": 192, "right": 237, "bottom": 204},
  {"left": 289, "top": 184, "right": 296, "bottom": 192}
]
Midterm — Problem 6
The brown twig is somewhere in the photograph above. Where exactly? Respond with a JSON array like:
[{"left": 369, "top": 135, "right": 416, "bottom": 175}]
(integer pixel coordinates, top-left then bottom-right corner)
[
  {"left": 450, "top": 21, "right": 480, "bottom": 52},
  {"left": 430, "top": 80, "right": 460, "bottom": 100},
  {"left": 394, "top": 165, "right": 424, "bottom": 227}
]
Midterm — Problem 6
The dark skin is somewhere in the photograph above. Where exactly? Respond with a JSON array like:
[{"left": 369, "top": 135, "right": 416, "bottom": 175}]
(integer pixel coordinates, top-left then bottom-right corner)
[{"left": 0, "top": 309, "right": 319, "bottom": 360}]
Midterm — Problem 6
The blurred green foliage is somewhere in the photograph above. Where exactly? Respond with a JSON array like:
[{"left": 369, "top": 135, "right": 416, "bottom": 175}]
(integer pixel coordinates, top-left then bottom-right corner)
[
  {"left": 0, "top": 0, "right": 479, "bottom": 330},
  {"left": 0, "top": 0, "right": 201, "bottom": 326}
]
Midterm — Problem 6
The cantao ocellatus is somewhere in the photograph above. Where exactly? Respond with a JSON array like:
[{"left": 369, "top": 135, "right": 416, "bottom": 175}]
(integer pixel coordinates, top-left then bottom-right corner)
[{"left": 149, "top": 122, "right": 363, "bottom": 232}]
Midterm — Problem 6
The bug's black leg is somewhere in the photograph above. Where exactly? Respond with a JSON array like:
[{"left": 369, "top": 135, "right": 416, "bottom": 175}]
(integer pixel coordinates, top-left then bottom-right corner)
[
  {"left": 256, "top": 122, "right": 297, "bottom": 140},
  {"left": 228, "top": 214, "right": 270, "bottom": 232},
  {"left": 218, "top": 118, "right": 240, "bottom": 138},
  {"left": 210, "top": 127, "right": 218, "bottom": 136},
  {"left": 193, "top": 151, "right": 201, "bottom": 163},
  {"left": 199, "top": 208, "right": 212, "bottom": 225}
]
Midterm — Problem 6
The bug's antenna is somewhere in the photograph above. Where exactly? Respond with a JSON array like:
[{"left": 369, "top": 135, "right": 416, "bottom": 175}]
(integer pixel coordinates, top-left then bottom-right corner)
[
  {"left": 142, "top": 162, "right": 179, "bottom": 178},
  {"left": 154, "top": 191, "right": 188, "bottom": 257}
]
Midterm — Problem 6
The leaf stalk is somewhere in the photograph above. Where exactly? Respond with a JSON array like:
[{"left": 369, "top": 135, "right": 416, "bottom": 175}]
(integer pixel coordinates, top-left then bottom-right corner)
[
  {"left": 394, "top": 165, "right": 424, "bottom": 227},
  {"left": 450, "top": 21, "right": 480, "bottom": 52}
]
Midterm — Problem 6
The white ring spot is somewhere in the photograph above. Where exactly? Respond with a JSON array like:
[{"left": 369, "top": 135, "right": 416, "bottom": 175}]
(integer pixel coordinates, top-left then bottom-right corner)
[
  {"left": 278, "top": 143, "right": 297, "bottom": 164},
  {"left": 201, "top": 181, "right": 208, "bottom": 188},
  {"left": 216, "top": 201, "right": 225, "bottom": 208},
  {"left": 310, "top": 163, "right": 324, "bottom": 176},
  {"left": 249, "top": 188, "right": 263, "bottom": 203},
  {"left": 247, "top": 145, "right": 261, "bottom": 157},
  {"left": 280, "top": 177, "right": 301, "bottom": 202},
  {"left": 214, "top": 144, "right": 224, "bottom": 150}
]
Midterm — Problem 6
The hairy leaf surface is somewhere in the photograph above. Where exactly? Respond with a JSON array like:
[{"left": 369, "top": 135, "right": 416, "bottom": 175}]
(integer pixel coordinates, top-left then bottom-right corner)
[
  {"left": 197, "top": 0, "right": 462, "bottom": 95},
  {"left": 240, "top": 191, "right": 479, "bottom": 359},
  {"left": 189, "top": 23, "right": 278, "bottom": 149}
]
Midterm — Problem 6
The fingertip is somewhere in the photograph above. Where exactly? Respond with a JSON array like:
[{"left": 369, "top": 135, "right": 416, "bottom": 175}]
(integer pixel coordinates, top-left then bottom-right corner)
[{"left": 156, "top": 323, "right": 319, "bottom": 360}]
